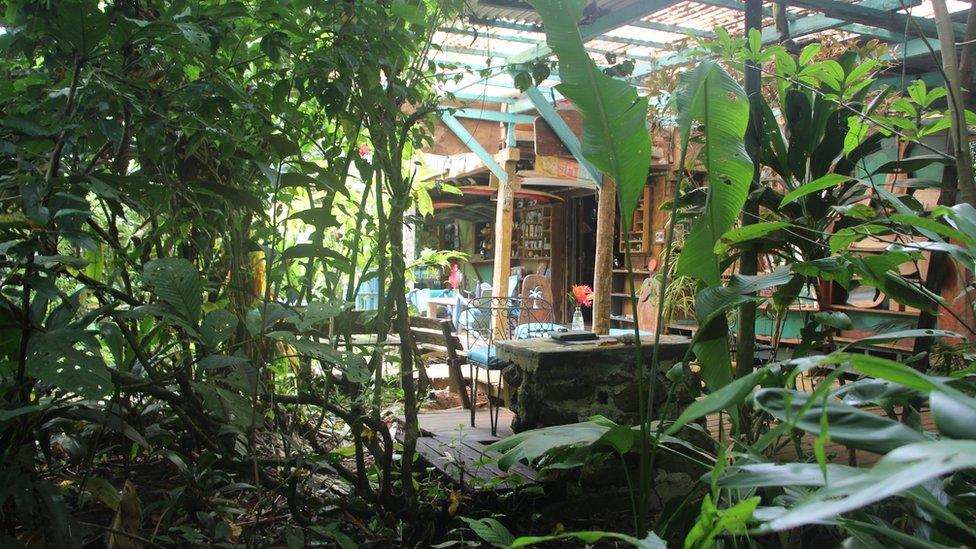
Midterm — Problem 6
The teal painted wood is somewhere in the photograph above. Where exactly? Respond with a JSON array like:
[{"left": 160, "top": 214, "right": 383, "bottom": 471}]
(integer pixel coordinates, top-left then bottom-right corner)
[
  {"left": 440, "top": 113, "right": 508, "bottom": 183},
  {"left": 524, "top": 86, "right": 603, "bottom": 184},
  {"left": 778, "top": 0, "right": 965, "bottom": 40},
  {"left": 507, "top": 0, "right": 683, "bottom": 64},
  {"left": 453, "top": 108, "right": 536, "bottom": 124},
  {"left": 760, "top": 0, "right": 920, "bottom": 44},
  {"left": 754, "top": 307, "right": 916, "bottom": 340}
]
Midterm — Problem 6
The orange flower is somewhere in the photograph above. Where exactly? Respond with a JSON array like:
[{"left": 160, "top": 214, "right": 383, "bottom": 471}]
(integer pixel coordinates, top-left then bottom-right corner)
[{"left": 570, "top": 284, "right": 593, "bottom": 308}]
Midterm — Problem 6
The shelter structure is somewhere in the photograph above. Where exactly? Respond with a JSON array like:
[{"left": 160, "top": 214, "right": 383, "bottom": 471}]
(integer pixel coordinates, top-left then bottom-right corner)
[{"left": 418, "top": 0, "right": 973, "bottom": 338}]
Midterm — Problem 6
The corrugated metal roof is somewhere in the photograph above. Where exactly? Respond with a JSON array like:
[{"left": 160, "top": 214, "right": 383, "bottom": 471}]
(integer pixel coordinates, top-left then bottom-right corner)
[{"left": 430, "top": 0, "right": 971, "bottom": 96}]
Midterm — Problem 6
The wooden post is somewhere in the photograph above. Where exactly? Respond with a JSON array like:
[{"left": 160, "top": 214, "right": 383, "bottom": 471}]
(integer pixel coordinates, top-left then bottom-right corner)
[
  {"left": 592, "top": 177, "right": 616, "bottom": 335},
  {"left": 491, "top": 149, "right": 520, "bottom": 333}
]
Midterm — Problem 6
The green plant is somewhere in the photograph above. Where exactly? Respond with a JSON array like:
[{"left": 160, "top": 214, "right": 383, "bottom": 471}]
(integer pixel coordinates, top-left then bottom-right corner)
[{"left": 0, "top": 0, "right": 461, "bottom": 544}]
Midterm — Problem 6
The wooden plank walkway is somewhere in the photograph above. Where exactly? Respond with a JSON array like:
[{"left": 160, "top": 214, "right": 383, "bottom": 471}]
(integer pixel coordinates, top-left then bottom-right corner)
[{"left": 394, "top": 409, "right": 541, "bottom": 492}]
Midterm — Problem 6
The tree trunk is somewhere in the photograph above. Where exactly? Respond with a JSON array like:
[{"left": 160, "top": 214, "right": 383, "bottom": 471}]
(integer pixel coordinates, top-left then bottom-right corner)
[
  {"left": 931, "top": 0, "right": 976, "bottom": 205},
  {"left": 592, "top": 178, "right": 617, "bottom": 334},
  {"left": 736, "top": 0, "right": 763, "bottom": 381}
]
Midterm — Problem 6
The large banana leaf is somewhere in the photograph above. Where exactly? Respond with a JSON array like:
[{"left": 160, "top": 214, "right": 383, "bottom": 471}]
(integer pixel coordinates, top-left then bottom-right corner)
[
  {"left": 674, "top": 60, "right": 752, "bottom": 286},
  {"left": 528, "top": 0, "right": 651, "bottom": 228},
  {"left": 672, "top": 61, "right": 751, "bottom": 395}
]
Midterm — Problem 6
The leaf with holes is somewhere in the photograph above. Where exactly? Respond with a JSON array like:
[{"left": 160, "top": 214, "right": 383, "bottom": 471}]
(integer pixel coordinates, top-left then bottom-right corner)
[
  {"left": 27, "top": 331, "right": 113, "bottom": 399},
  {"left": 142, "top": 258, "right": 203, "bottom": 324},
  {"left": 459, "top": 517, "right": 514, "bottom": 548},
  {"left": 200, "top": 309, "right": 238, "bottom": 347},
  {"left": 529, "top": 0, "right": 651, "bottom": 228}
]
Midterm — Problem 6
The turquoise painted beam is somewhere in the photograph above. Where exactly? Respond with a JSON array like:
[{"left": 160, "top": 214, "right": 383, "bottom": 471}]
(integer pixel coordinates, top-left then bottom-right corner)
[
  {"left": 507, "top": 0, "right": 683, "bottom": 64},
  {"left": 524, "top": 86, "right": 603, "bottom": 184},
  {"left": 627, "top": 19, "right": 715, "bottom": 38},
  {"left": 452, "top": 108, "right": 537, "bottom": 124},
  {"left": 434, "top": 45, "right": 510, "bottom": 59},
  {"left": 462, "top": 16, "right": 669, "bottom": 48},
  {"left": 440, "top": 113, "right": 508, "bottom": 183},
  {"left": 839, "top": 23, "right": 905, "bottom": 41},
  {"left": 760, "top": 0, "right": 919, "bottom": 44},
  {"left": 777, "top": 0, "right": 965, "bottom": 40},
  {"left": 873, "top": 71, "right": 945, "bottom": 90},
  {"left": 694, "top": 0, "right": 776, "bottom": 18},
  {"left": 450, "top": 92, "right": 518, "bottom": 104},
  {"left": 441, "top": 27, "right": 541, "bottom": 45},
  {"left": 445, "top": 26, "right": 656, "bottom": 64},
  {"left": 894, "top": 36, "right": 942, "bottom": 61}
]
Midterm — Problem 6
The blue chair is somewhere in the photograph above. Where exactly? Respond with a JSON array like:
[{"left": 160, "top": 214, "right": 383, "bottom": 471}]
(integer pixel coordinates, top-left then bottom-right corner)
[{"left": 464, "top": 296, "right": 555, "bottom": 435}]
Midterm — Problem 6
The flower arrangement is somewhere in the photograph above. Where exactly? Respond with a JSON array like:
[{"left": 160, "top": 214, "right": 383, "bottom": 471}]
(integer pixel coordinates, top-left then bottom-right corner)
[
  {"left": 569, "top": 284, "right": 594, "bottom": 308},
  {"left": 447, "top": 263, "right": 462, "bottom": 291}
]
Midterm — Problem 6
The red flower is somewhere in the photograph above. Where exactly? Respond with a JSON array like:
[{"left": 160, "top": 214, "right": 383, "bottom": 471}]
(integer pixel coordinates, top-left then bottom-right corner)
[{"left": 570, "top": 284, "right": 593, "bottom": 308}]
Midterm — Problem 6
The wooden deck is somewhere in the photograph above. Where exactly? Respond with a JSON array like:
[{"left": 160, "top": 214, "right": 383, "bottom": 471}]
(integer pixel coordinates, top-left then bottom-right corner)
[{"left": 394, "top": 408, "right": 541, "bottom": 492}]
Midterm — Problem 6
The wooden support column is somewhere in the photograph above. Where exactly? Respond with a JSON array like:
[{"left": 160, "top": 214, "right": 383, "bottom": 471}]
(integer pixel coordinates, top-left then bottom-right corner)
[
  {"left": 592, "top": 177, "right": 616, "bottom": 335},
  {"left": 491, "top": 148, "right": 520, "bottom": 333}
]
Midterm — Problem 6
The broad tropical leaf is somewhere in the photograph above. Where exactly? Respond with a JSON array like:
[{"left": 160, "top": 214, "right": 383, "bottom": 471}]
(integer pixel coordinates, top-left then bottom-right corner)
[
  {"left": 757, "top": 440, "right": 976, "bottom": 532},
  {"left": 529, "top": 0, "right": 651, "bottom": 227},
  {"left": 27, "top": 331, "right": 113, "bottom": 399},
  {"left": 142, "top": 258, "right": 204, "bottom": 324},
  {"left": 674, "top": 60, "right": 751, "bottom": 286},
  {"left": 754, "top": 388, "right": 927, "bottom": 454},
  {"left": 666, "top": 367, "right": 769, "bottom": 435}
]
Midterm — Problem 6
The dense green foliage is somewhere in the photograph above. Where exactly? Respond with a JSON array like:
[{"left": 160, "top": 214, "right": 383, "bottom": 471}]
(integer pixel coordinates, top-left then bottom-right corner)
[
  {"left": 0, "top": 0, "right": 465, "bottom": 545},
  {"left": 2, "top": 1, "right": 975, "bottom": 547},
  {"left": 478, "top": 16, "right": 976, "bottom": 549}
]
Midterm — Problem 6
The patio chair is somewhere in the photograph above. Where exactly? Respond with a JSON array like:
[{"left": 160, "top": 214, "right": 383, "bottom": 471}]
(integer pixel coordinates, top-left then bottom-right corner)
[
  {"left": 608, "top": 277, "right": 659, "bottom": 338},
  {"left": 463, "top": 296, "right": 564, "bottom": 435}
]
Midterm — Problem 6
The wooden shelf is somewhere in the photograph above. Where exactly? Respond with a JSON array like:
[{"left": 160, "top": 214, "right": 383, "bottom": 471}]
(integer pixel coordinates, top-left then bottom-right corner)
[
  {"left": 619, "top": 186, "right": 652, "bottom": 254},
  {"left": 830, "top": 304, "right": 920, "bottom": 318}
]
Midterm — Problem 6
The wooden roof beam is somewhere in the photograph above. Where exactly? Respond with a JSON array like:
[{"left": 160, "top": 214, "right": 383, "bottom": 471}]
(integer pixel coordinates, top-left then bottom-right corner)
[
  {"left": 507, "top": 0, "right": 684, "bottom": 64},
  {"left": 626, "top": 19, "right": 715, "bottom": 38},
  {"left": 460, "top": 16, "right": 667, "bottom": 50},
  {"left": 693, "top": 0, "right": 777, "bottom": 19},
  {"left": 776, "top": 0, "right": 966, "bottom": 40},
  {"left": 760, "top": 0, "right": 920, "bottom": 44},
  {"left": 524, "top": 86, "right": 602, "bottom": 184},
  {"left": 440, "top": 113, "right": 509, "bottom": 183}
]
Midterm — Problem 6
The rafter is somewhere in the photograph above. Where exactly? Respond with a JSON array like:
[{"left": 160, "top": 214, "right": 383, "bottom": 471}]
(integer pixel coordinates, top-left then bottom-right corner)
[
  {"left": 440, "top": 113, "right": 509, "bottom": 183},
  {"left": 777, "top": 0, "right": 965, "bottom": 40},
  {"left": 460, "top": 16, "right": 666, "bottom": 49},
  {"left": 525, "top": 86, "right": 602, "bottom": 183},
  {"left": 507, "top": 0, "right": 684, "bottom": 64},
  {"left": 626, "top": 19, "right": 714, "bottom": 38},
  {"left": 693, "top": 0, "right": 777, "bottom": 19},
  {"left": 760, "top": 0, "right": 919, "bottom": 44},
  {"left": 433, "top": 44, "right": 510, "bottom": 59}
]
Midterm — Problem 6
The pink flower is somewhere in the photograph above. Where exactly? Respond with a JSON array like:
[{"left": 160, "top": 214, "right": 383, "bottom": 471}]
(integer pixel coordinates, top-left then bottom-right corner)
[
  {"left": 358, "top": 144, "right": 371, "bottom": 158},
  {"left": 448, "top": 263, "right": 461, "bottom": 290}
]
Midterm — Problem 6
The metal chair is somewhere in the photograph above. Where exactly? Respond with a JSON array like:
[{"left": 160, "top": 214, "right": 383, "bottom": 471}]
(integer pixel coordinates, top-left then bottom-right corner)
[{"left": 462, "top": 296, "right": 561, "bottom": 435}]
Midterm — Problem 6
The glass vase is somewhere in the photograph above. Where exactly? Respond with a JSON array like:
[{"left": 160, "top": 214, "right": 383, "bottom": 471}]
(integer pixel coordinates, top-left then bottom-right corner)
[{"left": 571, "top": 306, "right": 585, "bottom": 331}]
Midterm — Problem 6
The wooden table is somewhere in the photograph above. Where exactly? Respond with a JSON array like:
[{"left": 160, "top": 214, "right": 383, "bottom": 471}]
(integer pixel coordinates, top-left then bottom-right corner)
[
  {"left": 495, "top": 335, "right": 692, "bottom": 432},
  {"left": 346, "top": 333, "right": 402, "bottom": 347},
  {"left": 426, "top": 296, "right": 466, "bottom": 318}
]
